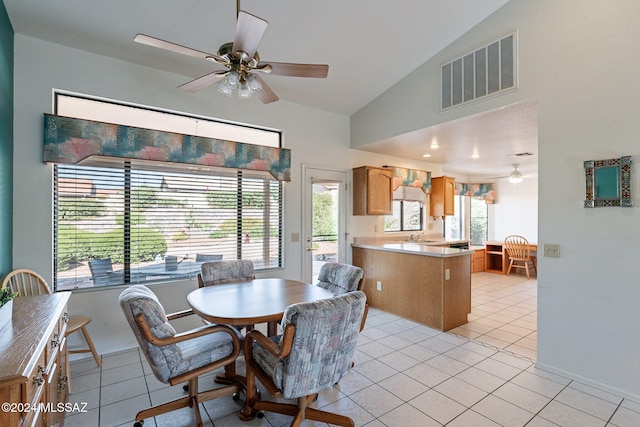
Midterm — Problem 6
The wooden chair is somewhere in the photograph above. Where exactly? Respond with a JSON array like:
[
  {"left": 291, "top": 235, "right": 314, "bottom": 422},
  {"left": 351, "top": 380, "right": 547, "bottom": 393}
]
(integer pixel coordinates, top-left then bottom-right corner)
[
  {"left": 316, "top": 262, "right": 364, "bottom": 295},
  {"left": 240, "top": 291, "right": 368, "bottom": 426},
  {"left": 119, "top": 285, "right": 242, "bottom": 427},
  {"left": 504, "top": 235, "right": 537, "bottom": 279},
  {"left": 2, "top": 268, "right": 102, "bottom": 392}
]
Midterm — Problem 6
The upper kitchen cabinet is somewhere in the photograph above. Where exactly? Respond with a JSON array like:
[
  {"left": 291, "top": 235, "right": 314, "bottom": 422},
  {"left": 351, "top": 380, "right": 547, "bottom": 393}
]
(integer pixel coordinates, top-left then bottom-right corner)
[
  {"left": 353, "top": 166, "right": 393, "bottom": 215},
  {"left": 430, "top": 176, "right": 455, "bottom": 219}
]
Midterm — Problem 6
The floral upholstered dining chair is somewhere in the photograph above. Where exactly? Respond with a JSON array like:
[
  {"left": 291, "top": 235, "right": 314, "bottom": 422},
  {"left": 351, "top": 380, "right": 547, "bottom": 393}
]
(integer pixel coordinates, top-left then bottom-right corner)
[
  {"left": 198, "top": 260, "right": 255, "bottom": 287},
  {"left": 197, "top": 260, "right": 256, "bottom": 331},
  {"left": 316, "top": 262, "right": 364, "bottom": 295},
  {"left": 240, "top": 290, "right": 368, "bottom": 426},
  {"left": 119, "top": 285, "right": 242, "bottom": 427}
]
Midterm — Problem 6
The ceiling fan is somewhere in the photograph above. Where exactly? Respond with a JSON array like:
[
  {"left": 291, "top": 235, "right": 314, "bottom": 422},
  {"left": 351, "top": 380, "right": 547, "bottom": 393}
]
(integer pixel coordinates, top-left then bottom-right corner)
[
  {"left": 489, "top": 164, "right": 525, "bottom": 184},
  {"left": 134, "top": 2, "right": 329, "bottom": 104}
]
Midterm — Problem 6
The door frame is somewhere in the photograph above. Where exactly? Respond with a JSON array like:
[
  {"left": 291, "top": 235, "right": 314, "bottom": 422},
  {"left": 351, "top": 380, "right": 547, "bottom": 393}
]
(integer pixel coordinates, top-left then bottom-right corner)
[{"left": 301, "top": 164, "right": 348, "bottom": 283}]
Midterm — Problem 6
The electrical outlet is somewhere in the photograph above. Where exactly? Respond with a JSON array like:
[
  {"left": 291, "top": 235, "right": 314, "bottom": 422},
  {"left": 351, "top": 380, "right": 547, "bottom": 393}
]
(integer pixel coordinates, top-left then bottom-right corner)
[
  {"left": 544, "top": 243, "right": 560, "bottom": 258},
  {"left": 291, "top": 232, "right": 300, "bottom": 242},
  {"left": 376, "top": 281, "right": 382, "bottom": 291},
  {"left": 445, "top": 269, "right": 450, "bottom": 280}
]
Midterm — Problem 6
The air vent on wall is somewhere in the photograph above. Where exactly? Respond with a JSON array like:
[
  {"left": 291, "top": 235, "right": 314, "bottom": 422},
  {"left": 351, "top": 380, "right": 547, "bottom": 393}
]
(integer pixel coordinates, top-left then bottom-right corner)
[{"left": 441, "top": 32, "right": 518, "bottom": 110}]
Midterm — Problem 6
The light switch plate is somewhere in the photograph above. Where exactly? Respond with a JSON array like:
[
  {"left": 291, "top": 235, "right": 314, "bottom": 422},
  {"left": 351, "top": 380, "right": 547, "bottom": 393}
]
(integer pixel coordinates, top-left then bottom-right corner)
[{"left": 544, "top": 243, "right": 560, "bottom": 258}]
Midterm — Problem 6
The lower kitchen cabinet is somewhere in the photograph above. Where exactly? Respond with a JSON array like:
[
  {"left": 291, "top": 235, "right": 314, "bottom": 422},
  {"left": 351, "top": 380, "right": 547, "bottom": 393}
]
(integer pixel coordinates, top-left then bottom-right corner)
[
  {"left": 472, "top": 247, "right": 486, "bottom": 273},
  {"left": 352, "top": 246, "right": 471, "bottom": 331}
]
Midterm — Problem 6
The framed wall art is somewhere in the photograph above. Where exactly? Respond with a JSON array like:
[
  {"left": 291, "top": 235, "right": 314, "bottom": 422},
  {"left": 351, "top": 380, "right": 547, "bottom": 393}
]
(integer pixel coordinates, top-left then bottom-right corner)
[{"left": 584, "top": 155, "right": 632, "bottom": 207}]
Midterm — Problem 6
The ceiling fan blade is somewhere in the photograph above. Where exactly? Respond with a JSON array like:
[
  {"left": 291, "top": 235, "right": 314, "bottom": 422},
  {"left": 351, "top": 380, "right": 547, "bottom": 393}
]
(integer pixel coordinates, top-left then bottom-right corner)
[
  {"left": 232, "top": 11, "right": 268, "bottom": 59},
  {"left": 134, "top": 33, "right": 223, "bottom": 61},
  {"left": 178, "top": 70, "right": 227, "bottom": 93},
  {"left": 252, "top": 75, "right": 279, "bottom": 104},
  {"left": 257, "top": 61, "right": 329, "bottom": 78}
]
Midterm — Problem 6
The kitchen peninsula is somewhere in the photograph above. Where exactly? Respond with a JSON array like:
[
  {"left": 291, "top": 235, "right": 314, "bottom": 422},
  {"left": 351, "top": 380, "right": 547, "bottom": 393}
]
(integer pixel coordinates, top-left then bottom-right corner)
[{"left": 352, "top": 238, "right": 472, "bottom": 331}]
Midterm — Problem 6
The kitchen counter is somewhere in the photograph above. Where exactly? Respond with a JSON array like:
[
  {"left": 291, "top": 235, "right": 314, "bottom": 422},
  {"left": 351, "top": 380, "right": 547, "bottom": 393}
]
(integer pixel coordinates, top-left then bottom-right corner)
[
  {"left": 351, "top": 238, "right": 473, "bottom": 258},
  {"left": 352, "top": 238, "right": 472, "bottom": 331}
]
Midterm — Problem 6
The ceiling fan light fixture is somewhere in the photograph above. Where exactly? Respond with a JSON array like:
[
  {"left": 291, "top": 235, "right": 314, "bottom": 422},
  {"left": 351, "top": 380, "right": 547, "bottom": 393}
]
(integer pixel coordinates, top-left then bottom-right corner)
[
  {"left": 227, "top": 70, "right": 240, "bottom": 87},
  {"left": 238, "top": 79, "right": 251, "bottom": 99},
  {"left": 217, "top": 77, "right": 235, "bottom": 97},
  {"left": 134, "top": 7, "right": 326, "bottom": 104},
  {"left": 246, "top": 73, "right": 262, "bottom": 91},
  {"left": 508, "top": 169, "right": 524, "bottom": 184},
  {"left": 217, "top": 69, "right": 263, "bottom": 99}
]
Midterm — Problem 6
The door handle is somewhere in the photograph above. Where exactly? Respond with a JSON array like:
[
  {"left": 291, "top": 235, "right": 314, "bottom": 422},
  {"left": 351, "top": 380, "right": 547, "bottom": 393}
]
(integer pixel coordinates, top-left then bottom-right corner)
[{"left": 306, "top": 247, "right": 313, "bottom": 252}]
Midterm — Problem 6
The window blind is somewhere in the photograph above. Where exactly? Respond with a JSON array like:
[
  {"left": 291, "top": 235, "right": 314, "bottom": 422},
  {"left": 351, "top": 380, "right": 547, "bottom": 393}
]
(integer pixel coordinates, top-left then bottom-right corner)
[{"left": 54, "top": 162, "right": 282, "bottom": 290}]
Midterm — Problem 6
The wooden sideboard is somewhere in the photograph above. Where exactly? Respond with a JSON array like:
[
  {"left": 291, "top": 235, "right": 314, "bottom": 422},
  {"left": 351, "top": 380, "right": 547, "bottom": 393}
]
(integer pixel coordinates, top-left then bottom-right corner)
[{"left": 0, "top": 292, "right": 71, "bottom": 427}]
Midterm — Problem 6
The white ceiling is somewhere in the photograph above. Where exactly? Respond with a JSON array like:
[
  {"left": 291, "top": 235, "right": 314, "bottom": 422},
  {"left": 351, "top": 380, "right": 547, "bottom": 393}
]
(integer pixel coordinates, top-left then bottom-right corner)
[
  {"left": 4, "top": 0, "right": 537, "bottom": 178},
  {"left": 361, "top": 99, "right": 539, "bottom": 179}
]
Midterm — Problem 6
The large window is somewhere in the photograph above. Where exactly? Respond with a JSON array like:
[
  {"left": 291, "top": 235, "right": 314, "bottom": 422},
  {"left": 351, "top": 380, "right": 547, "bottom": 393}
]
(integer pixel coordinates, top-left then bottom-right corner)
[
  {"left": 444, "top": 195, "right": 489, "bottom": 244},
  {"left": 384, "top": 200, "right": 423, "bottom": 232},
  {"left": 53, "top": 95, "right": 283, "bottom": 291},
  {"left": 470, "top": 197, "right": 488, "bottom": 245},
  {"left": 444, "top": 196, "right": 462, "bottom": 239}
]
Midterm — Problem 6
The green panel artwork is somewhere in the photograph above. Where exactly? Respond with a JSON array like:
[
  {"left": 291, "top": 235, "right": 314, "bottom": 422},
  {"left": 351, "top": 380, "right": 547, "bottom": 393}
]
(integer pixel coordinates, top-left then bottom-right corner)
[{"left": 584, "top": 156, "right": 632, "bottom": 208}]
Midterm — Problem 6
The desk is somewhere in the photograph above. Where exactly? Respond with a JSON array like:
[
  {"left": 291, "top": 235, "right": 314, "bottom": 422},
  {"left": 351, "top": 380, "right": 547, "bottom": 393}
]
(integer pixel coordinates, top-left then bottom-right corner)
[
  {"left": 187, "top": 278, "right": 334, "bottom": 336},
  {"left": 484, "top": 241, "right": 537, "bottom": 274}
]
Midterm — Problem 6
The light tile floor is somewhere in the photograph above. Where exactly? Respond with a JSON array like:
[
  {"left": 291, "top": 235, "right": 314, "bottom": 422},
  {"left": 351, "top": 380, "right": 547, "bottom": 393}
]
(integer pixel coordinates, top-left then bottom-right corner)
[{"left": 66, "top": 273, "right": 640, "bottom": 426}]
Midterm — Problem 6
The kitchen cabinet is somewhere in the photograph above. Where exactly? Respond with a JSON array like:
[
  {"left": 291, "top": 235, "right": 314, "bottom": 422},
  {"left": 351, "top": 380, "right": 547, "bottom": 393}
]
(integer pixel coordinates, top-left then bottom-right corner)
[
  {"left": 430, "top": 176, "right": 455, "bottom": 219},
  {"left": 0, "top": 293, "right": 70, "bottom": 427},
  {"left": 352, "top": 245, "right": 471, "bottom": 331},
  {"left": 472, "top": 247, "right": 486, "bottom": 273},
  {"left": 352, "top": 166, "right": 393, "bottom": 215}
]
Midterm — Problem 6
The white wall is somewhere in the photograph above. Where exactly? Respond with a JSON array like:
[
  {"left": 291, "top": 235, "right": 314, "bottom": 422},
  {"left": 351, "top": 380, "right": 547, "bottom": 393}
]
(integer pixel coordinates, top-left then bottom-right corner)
[
  {"left": 489, "top": 175, "right": 538, "bottom": 242},
  {"left": 351, "top": 0, "right": 640, "bottom": 399},
  {"left": 12, "top": 34, "right": 441, "bottom": 354}
]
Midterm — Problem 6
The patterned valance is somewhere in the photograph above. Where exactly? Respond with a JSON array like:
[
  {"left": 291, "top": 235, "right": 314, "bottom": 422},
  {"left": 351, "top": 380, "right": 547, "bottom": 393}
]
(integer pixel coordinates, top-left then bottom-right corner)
[
  {"left": 384, "top": 166, "right": 431, "bottom": 192},
  {"left": 43, "top": 114, "right": 291, "bottom": 181},
  {"left": 455, "top": 182, "right": 496, "bottom": 204}
]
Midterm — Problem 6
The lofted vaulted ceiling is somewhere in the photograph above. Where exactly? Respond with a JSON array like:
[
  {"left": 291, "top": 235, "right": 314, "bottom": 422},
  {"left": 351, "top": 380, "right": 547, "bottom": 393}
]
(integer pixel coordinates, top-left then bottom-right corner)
[{"left": 5, "top": 0, "right": 538, "bottom": 178}]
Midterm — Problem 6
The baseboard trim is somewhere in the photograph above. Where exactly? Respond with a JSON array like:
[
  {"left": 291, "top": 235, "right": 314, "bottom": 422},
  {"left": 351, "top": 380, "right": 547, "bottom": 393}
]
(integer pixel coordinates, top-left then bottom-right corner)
[{"left": 535, "top": 361, "right": 640, "bottom": 402}]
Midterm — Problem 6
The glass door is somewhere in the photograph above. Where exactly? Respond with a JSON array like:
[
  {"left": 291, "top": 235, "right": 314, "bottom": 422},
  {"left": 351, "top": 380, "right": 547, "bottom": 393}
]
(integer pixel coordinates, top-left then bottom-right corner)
[{"left": 302, "top": 166, "right": 346, "bottom": 283}]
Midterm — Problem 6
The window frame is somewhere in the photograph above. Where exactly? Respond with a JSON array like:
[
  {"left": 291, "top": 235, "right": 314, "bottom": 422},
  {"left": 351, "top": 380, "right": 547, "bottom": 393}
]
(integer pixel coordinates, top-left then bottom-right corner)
[
  {"left": 469, "top": 197, "right": 488, "bottom": 245},
  {"left": 52, "top": 93, "right": 284, "bottom": 291},
  {"left": 384, "top": 200, "right": 424, "bottom": 232},
  {"left": 443, "top": 195, "right": 489, "bottom": 245}
]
